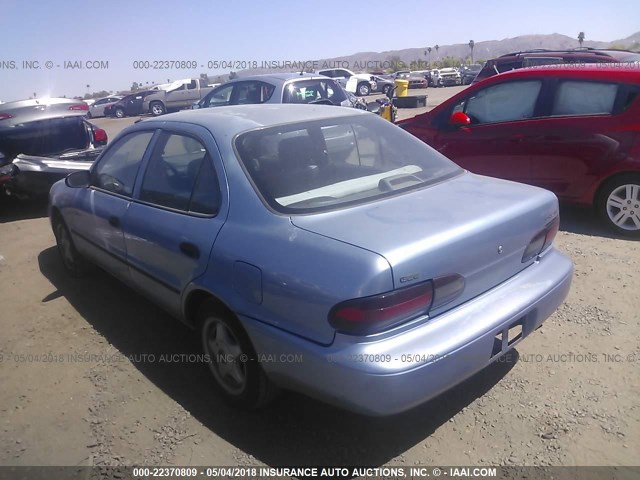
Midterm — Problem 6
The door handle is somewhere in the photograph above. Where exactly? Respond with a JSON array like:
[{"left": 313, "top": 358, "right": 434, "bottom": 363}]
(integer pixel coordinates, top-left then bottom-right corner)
[
  {"left": 179, "top": 242, "right": 200, "bottom": 259},
  {"left": 108, "top": 216, "right": 120, "bottom": 227}
]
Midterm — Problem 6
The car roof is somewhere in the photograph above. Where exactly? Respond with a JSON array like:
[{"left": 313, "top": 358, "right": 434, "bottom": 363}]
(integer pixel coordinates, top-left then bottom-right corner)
[
  {"left": 224, "top": 72, "right": 329, "bottom": 85},
  {"left": 494, "top": 64, "right": 640, "bottom": 81},
  {"left": 496, "top": 48, "right": 635, "bottom": 60},
  {"left": 137, "top": 104, "right": 367, "bottom": 137}
]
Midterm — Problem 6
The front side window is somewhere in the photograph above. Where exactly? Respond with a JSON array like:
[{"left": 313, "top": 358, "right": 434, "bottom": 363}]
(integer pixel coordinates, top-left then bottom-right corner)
[
  {"left": 552, "top": 80, "right": 618, "bottom": 116},
  {"left": 139, "top": 133, "right": 208, "bottom": 211},
  {"left": 93, "top": 131, "right": 154, "bottom": 196},
  {"left": 454, "top": 80, "right": 542, "bottom": 125},
  {"left": 235, "top": 115, "right": 461, "bottom": 214}
]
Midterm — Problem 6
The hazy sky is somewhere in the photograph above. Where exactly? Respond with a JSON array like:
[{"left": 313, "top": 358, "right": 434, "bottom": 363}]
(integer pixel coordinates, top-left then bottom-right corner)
[{"left": 1, "top": 0, "right": 638, "bottom": 101}]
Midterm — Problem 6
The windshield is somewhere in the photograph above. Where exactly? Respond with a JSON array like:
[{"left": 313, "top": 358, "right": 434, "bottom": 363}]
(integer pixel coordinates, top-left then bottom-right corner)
[
  {"left": 234, "top": 114, "right": 462, "bottom": 214},
  {"left": 282, "top": 79, "right": 347, "bottom": 105}
]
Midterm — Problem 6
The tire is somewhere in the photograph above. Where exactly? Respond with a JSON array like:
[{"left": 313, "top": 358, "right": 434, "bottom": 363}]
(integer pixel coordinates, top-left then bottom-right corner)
[
  {"left": 150, "top": 101, "right": 166, "bottom": 116},
  {"left": 53, "top": 217, "right": 90, "bottom": 277},
  {"left": 597, "top": 174, "right": 640, "bottom": 238},
  {"left": 86, "top": 111, "right": 92, "bottom": 119},
  {"left": 114, "top": 108, "right": 125, "bottom": 118},
  {"left": 382, "top": 84, "right": 392, "bottom": 96},
  {"left": 356, "top": 82, "right": 370, "bottom": 96},
  {"left": 198, "top": 300, "right": 276, "bottom": 409}
]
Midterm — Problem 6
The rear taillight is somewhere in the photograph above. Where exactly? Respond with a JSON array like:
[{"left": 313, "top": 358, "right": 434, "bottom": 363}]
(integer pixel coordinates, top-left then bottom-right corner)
[
  {"left": 329, "top": 274, "right": 465, "bottom": 335},
  {"left": 522, "top": 215, "right": 560, "bottom": 263},
  {"left": 93, "top": 128, "right": 107, "bottom": 143},
  {"left": 0, "top": 113, "right": 13, "bottom": 121},
  {"left": 69, "top": 103, "right": 89, "bottom": 111}
]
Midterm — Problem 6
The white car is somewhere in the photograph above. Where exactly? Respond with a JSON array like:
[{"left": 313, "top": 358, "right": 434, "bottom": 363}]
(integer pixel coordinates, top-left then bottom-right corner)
[{"left": 318, "top": 68, "right": 376, "bottom": 96}]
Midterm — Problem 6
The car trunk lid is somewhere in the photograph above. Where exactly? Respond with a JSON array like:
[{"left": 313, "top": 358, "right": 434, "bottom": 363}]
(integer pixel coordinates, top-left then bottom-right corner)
[{"left": 291, "top": 172, "right": 559, "bottom": 319}]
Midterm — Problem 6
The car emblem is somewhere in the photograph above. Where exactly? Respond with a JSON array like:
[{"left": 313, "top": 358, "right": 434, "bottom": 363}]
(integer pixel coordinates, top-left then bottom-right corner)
[{"left": 497, "top": 245, "right": 503, "bottom": 254}]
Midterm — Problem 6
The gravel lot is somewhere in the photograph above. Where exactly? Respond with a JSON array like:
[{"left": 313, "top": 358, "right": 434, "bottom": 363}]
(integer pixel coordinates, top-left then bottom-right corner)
[{"left": 0, "top": 85, "right": 638, "bottom": 468}]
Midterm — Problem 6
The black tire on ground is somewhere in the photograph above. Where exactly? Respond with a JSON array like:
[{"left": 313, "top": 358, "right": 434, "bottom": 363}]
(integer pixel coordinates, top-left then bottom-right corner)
[
  {"left": 596, "top": 174, "right": 640, "bottom": 238},
  {"left": 53, "top": 216, "right": 91, "bottom": 277},
  {"left": 382, "top": 84, "right": 392, "bottom": 96},
  {"left": 198, "top": 300, "right": 277, "bottom": 409},
  {"left": 114, "top": 108, "right": 125, "bottom": 118}
]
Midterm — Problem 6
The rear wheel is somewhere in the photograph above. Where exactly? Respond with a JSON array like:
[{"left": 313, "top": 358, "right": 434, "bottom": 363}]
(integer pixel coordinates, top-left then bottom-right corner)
[
  {"left": 150, "top": 101, "right": 165, "bottom": 116},
  {"left": 53, "top": 217, "right": 90, "bottom": 277},
  {"left": 357, "top": 82, "right": 370, "bottom": 96},
  {"left": 198, "top": 300, "right": 276, "bottom": 409},
  {"left": 382, "top": 84, "right": 392, "bottom": 96},
  {"left": 114, "top": 108, "right": 125, "bottom": 118},
  {"left": 597, "top": 174, "right": 640, "bottom": 238}
]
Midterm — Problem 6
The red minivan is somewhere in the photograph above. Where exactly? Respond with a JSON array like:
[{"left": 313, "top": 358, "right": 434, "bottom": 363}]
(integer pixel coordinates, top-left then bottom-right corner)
[{"left": 400, "top": 65, "right": 640, "bottom": 237}]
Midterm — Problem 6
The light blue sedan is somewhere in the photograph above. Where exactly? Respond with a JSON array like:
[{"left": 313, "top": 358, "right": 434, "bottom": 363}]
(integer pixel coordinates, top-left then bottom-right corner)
[{"left": 49, "top": 105, "right": 573, "bottom": 415}]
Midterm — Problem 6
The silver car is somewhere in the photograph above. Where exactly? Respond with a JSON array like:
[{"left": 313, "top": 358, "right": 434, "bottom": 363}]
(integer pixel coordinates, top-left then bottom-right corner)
[
  {"left": 87, "top": 96, "right": 123, "bottom": 118},
  {"left": 49, "top": 105, "right": 572, "bottom": 415},
  {"left": 194, "top": 73, "right": 365, "bottom": 110}
]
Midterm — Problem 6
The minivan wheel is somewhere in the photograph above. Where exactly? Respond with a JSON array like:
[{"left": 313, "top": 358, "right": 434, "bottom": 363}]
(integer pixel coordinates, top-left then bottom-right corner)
[
  {"left": 150, "top": 102, "right": 165, "bottom": 116},
  {"left": 53, "top": 218, "right": 90, "bottom": 277},
  {"left": 114, "top": 108, "right": 125, "bottom": 118},
  {"left": 597, "top": 174, "right": 640, "bottom": 238},
  {"left": 198, "top": 301, "right": 276, "bottom": 409}
]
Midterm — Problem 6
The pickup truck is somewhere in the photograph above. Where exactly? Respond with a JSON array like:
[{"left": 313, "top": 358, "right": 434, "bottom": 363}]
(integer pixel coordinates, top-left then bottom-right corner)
[
  {"left": 317, "top": 68, "right": 376, "bottom": 96},
  {"left": 143, "top": 78, "right": 214, "bottom": 116}
]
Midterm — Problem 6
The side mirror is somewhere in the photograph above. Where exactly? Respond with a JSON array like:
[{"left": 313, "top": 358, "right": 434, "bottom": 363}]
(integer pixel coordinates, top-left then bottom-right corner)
[
  {"left": 65, "top": 170, "right": 91, "bottom": 188},
  {"left": 449, "top": 111, "right": 472, "bottom": 127}
]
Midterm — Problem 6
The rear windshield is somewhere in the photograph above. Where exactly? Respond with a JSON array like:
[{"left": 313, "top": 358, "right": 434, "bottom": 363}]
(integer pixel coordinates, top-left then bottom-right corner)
[
  {"left": 234, "top": 114, "right": 462, "bottom": 214},
  {"left": 0, "top": 116, "right": 89, "bottom": 159},
  {"left": 282, "top": 79, "right": 347, "bottom": 105}
]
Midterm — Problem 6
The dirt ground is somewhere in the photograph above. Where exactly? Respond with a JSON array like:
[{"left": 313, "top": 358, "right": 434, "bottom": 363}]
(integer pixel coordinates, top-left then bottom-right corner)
[{"left": 0, "top": 87, "right": 638, "bottom": 468}]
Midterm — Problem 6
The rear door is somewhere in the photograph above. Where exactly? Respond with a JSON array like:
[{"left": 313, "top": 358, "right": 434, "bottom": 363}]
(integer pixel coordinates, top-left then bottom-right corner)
[
  {"left": 525, "top": 79, "right": 638, "bottom": 201},
  {"left": 432, "top": 79, "right": 545, "bottom": 183},
  {"left": 122, "top": 125, "right": 227, "bottom": 317}
]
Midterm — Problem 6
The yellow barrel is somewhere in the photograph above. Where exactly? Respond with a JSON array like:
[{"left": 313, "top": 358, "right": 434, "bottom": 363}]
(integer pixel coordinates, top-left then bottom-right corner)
[{"left": 394, "top": 79, "right": 409, "bottom": 97}]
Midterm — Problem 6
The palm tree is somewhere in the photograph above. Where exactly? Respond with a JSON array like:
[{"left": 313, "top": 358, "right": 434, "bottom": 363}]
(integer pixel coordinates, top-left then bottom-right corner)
[
  {"left": 468, "top": 40, "right": 475, "bottom": 64},
  {"left": 578, "top": 32, "right": 585, "bottom": 47},
  {"left": 435, "top": 44, "right": 440, "bottom": 58}
]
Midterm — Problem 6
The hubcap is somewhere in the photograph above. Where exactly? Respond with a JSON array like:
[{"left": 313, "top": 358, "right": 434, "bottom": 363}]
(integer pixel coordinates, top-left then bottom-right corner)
[
  {"left": 204, "top": 319, "right": 246, "bottom": 395},
  {"left": 606, "top": 183, "right": 640, "bottom": 231}
]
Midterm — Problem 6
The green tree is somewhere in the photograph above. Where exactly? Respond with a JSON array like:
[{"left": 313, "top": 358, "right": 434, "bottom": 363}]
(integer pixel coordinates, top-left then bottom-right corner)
[
  {"left": 130, "top": 82, "right": 140, "bottom": 92},
  {"left": 434, "top": 44, "right": 439, "bottom": 58},
  {"left": 229, "top": 71, "right": 238, "bottom": 80},
  {"left": 468, "top": 40, "right": 475, "bottom": 64},
  {"left": 578, "top": 31, "right": 585, "bottom": 47},
  {"left": 199, "top": 73, "right": 210, "bottom": 85}
]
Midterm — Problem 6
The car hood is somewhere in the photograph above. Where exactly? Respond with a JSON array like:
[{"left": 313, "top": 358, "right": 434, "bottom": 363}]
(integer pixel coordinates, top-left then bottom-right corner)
[{"left": 291, "top": 172, "right": 559, "bottom": 316}]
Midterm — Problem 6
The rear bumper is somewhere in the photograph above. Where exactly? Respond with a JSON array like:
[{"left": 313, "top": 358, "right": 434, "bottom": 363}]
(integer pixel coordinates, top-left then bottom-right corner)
[{"left": 243, "top": 248, "right": 573, "bottom": 416}]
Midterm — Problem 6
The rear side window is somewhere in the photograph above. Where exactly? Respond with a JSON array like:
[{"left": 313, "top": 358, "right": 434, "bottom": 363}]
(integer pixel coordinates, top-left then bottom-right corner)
[
  {"left": 552, "top": 81, "right": 618, "bottom": 116},
  {"left": 234, "top": 81, "right": 275, "bottom": 105},
  {"left": 93, "top": 131, "right": 154, "bottom": 196},
  {"left": 282, "top": 79, "right": 347, "bottom": 105},
  {"left": 139, "top": 133, "right": 207, "bottom": 211},
  {"left": 459, "top": 80, "right": 542, "bottom": 124}
]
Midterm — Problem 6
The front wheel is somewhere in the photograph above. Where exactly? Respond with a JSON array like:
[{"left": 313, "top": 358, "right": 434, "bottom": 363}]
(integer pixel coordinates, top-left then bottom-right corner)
[
  {"left": 53, "top": 218, "right": 90, "bottom": 277},
  {"left": 597, "top": 174, "right": 640, "bottom": 238},
  {"left": 382, "top": 84, "right": 393, "bottom": 96},
  {"left": 357, "top": 82, "right": 370, "bottom": 96},
  {"left": 114, "top": 108, "right": 125, "bottom": 118},
  {"left": 198, "top": 301, "right": 276, "bottom": 409},
  {"left": 150, "top": 101, "right": 166, "bottom": 116}
]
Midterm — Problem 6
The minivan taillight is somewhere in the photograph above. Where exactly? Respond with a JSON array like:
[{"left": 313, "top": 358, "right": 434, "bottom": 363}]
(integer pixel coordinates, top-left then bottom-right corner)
[
  {"left": 329, "top": 274, "right": 465, "bottom": 335},
  {"left": 522, "top": 215, "right": 560, "bottom": 263}
]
